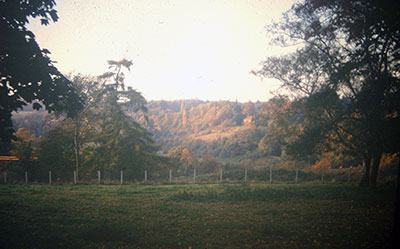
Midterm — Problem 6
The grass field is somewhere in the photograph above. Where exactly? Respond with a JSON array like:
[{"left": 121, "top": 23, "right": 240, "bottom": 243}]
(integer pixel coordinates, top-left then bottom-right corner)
[{"left": 0, "top": 183, "right": 395, "bottom": 248}]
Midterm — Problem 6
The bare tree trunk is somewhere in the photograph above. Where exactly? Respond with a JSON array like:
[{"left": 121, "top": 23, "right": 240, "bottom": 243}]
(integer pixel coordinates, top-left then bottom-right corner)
[
  {"left": 370, "top": 153, "right": 382, "bottom": 188},
  {"left": 360, "top": 156, "right": 371, "bottom": 187},
  {"left": 73, "top": 117, "right": 80, "bottom": 181}
]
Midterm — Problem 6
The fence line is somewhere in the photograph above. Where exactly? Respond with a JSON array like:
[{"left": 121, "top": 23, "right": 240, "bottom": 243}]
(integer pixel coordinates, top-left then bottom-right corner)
[{"left": 1, "top": 167, "right": 363, "bottom": 185}]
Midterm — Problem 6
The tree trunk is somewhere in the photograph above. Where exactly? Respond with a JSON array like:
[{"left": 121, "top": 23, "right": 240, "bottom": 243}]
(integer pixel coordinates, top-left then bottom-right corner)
[
  {"left": 370, "top": 153, "right": 382, "bottom": 188},
  {"left": 73, "top": 117, "right": 80, "bottom": 181},
  {"left": 360, "top": 156, "right": 371, "bottom": 187}
]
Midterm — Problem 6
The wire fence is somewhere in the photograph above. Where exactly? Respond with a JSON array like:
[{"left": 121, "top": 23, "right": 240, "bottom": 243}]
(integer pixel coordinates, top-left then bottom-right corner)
[{"left": 0, "top": 166, "right": 378, "bottom": 185}]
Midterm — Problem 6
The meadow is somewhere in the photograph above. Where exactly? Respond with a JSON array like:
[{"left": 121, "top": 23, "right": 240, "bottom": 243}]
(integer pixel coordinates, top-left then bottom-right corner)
[{"left": 0, "top": 183, "right": 395, "bottom": 248}]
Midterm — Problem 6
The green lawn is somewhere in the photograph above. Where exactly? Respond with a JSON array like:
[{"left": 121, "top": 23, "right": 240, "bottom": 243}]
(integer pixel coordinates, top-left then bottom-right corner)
[{"left": 0, "top": 183, "right": 395, "bottom": 248}]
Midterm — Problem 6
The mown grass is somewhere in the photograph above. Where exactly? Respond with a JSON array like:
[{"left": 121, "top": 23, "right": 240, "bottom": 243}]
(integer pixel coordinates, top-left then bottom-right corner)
[{"left": 0, "top": 183, "right": 395, "bottom": 248}]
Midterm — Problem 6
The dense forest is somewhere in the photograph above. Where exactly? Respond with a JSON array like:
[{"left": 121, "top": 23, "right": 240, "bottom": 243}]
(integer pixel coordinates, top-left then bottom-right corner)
[
  {"left": 14, "top": 99, "right": 268, "bottom": 159},
  {"left": 136, "top": 100, "right": 267, "bottom": 158}
]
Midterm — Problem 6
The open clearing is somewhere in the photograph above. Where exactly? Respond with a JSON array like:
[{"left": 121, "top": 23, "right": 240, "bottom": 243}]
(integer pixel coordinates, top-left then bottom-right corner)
[{"left": 0, "top": 183, "right": 395, "bottom": 248}]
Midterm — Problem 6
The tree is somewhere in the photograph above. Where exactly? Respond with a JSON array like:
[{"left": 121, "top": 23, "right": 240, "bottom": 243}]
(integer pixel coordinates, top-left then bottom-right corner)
[
  {"left": 11, "top": 128, "right": 36, "bottom": 159},
  {"left": 69, "top": 75, "right": 93, "bottom": 180},
  {"left": 180, "top": 148, "right": 200, "bottom": 174},
  {"left": 257, "top": 97, "right": 294, "bottom": 157},
  {"left": 201, "top": 154, "right": 221, "bottom": 173},
  {"left": 57, "top": 74, "right": 100, "bottom": 180},
  {"left": 0, "top": 0, "right": 81, "bottom": 154},
  {"left": 35, "top": 60, "right": 159, "bottom": 180},
  {"left": 258, "top": 133, "right": 282, "bottom": 157},
  {"left": 91, "top": 59, "right": 157, "bottom": 175},
  {"left": 37, "top": 125, "right": 74, "bottom": 177},
  {"left": 167, "top": 146, "right": 184, "bottom": 166},
  {"left": 11, "top": 128, "right": 37, "bottom": 175},
  {"left": 242, "top": 101, "right": 257, "bottom": 117},
  {"left": 253, "top": 0, "right": 400, "bottom": 187}
]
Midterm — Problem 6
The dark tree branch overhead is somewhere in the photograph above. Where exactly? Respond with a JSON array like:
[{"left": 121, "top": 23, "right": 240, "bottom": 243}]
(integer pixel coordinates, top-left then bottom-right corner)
[{"left": 0, "top": 0, "right": 82, "bottom": 154}]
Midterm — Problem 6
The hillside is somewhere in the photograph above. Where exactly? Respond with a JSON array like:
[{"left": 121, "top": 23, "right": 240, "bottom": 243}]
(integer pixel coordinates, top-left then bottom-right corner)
[
  {"left": 134, "top": 100, "right": 270, "bottom": 158},
  {"left": 13, "top": 99, "right": 273, "bottom": 159}
]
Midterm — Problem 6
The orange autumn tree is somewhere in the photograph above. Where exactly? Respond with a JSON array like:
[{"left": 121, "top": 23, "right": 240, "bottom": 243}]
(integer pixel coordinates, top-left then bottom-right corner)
[
  {"left": 11, "top": 128, "right": 38, "bottom": 175},
  {"left": 180, "top": 148, "right": 200, "bottom": 175}
]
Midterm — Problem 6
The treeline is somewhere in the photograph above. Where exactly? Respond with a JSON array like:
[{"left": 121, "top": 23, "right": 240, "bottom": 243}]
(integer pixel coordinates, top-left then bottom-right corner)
[{"left": 12, "top": 97, "right": 399, "bottom": 179}]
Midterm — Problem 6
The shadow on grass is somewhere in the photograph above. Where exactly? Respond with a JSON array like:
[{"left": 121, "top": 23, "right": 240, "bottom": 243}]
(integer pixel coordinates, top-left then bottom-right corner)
[
  {"left": 169, "top": 183, "right": 395, "bottom": 203},
  {"left": 81, "top": 223, "right": 137, "bottom": 243}
]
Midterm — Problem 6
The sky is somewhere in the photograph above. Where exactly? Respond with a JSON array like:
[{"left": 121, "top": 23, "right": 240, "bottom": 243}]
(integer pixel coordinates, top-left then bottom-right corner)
[{"left": 28, "top": 0, "right": 297, "bottom": 102}]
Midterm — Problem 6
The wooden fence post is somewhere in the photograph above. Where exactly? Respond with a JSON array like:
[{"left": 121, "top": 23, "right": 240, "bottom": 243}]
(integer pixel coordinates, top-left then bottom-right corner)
[
  {"left": 245, "top": 169, "right": 248, "bottom": 182},
  {"left": 98, "top": 170, "right": 101, "bottom": 184},
  {"left": 25, "top": 171, "right": 28, "bottom": 184},
  {"left": 193, "top": 169, "right": 196, "bottom": 184},
  {"left": 73, "top": 171, "right": 77, "bottom": 185},
  {"left": 169, "top": 169, "right": 172, "bottom": 184},
  {"left": 270, "top": 165, "right": 273, "bottom": 184},
  {"left": 120, "top": 170, "right": 123, "bottom": 185},
  {"left": 144, "top": 170, "right": 147, "bottom": 182},
  {"left": 295, "top": 168, "right": 299, "bottom": 183},
  {"left": 49, "top": 171, "right": 52, "bottom": 185}
]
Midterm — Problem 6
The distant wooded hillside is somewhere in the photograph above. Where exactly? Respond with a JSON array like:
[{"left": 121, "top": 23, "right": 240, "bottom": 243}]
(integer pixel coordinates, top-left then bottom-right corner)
[
  {"left": 13, "top": 99, "right": 275, "bottom": 159},
  {"left": 131, "top": 99, "right": 273, "bottom": 159}
]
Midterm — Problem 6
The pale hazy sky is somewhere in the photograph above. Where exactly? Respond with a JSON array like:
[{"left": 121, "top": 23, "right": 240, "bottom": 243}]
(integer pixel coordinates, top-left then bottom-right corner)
[{"left": 28, "top": 0, "right": 297, "bottom": 102}]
